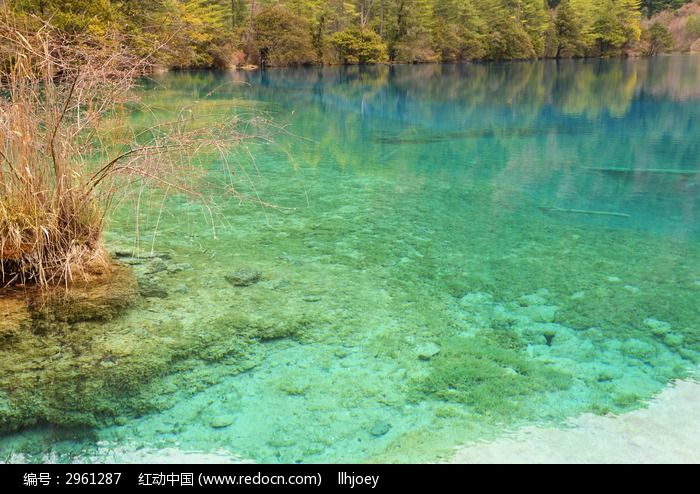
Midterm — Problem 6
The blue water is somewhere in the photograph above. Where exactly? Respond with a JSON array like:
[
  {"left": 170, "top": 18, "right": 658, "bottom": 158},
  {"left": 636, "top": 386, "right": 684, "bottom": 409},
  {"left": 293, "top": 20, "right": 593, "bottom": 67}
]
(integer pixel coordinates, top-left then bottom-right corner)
[{"left": 2, "top": 55, "right": 700, "bottom": 463}]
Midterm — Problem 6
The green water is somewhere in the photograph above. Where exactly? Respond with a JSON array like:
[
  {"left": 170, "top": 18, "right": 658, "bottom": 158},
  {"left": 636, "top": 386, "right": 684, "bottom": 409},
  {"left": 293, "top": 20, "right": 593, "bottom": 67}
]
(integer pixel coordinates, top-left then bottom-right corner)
[{"left": 2, "top": 56, "right": 700, "bottom": 463}]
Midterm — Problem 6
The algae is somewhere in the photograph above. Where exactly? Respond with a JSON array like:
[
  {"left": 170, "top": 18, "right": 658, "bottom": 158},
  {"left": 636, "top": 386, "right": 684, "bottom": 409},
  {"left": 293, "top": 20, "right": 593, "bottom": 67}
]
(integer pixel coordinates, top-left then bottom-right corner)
[
  {"left": 0, "top": 257, "right": 315, "bottom": 432},
  {"left": 417, "top": 336, "right": 573, "bottom": 417}
]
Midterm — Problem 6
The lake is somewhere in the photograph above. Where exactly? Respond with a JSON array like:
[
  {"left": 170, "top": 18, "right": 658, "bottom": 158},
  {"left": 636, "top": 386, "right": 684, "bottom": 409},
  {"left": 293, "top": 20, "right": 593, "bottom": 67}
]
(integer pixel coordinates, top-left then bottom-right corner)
[{"left": 2, "top": 55, "right": 700, "bottom": 463}]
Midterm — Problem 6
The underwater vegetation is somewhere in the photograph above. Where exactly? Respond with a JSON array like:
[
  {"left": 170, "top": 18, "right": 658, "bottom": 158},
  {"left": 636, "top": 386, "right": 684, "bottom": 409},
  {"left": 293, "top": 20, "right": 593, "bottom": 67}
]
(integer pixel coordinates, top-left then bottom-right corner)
[
  {"left": 0, "top": 252, "right": 317, "bottom": 432},
  {"left": 417, "top": 336, "right": 573, "bottom": 416},
  {"left": 0, "top": 264, "right": 138, "bottom": 430}
]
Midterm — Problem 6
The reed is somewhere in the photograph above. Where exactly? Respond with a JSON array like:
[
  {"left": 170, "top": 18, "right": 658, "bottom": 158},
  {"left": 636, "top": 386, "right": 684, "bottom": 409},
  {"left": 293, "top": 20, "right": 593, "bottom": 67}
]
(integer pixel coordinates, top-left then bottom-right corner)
[{"left": 0, "top": 17, "right": 263, "bottom": 287}]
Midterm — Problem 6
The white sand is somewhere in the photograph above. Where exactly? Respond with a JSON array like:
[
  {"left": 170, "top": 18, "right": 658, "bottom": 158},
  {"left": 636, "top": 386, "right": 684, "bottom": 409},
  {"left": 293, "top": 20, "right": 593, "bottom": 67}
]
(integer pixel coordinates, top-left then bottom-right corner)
[{"left": 452, "top": 379, "right": 700, "bottom": 463}]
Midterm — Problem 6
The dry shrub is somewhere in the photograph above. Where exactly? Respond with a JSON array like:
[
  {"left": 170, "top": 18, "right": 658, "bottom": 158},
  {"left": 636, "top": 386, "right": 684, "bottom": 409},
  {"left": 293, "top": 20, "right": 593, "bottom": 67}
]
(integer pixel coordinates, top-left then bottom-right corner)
[
  {"left": 0, "top": 17, "right": 267, "bottom": 287},
  {"left": 643, "top": 1, "right": 700, "bottom": 51}
]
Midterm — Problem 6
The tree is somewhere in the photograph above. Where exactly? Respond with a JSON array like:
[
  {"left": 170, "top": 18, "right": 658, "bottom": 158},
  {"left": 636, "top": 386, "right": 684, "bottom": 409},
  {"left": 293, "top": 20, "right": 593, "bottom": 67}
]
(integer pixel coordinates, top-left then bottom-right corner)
[
  {"left": 646, "top": 21, "right": 673, "bottom": 54},
  {"left": 553, "top": 0, "right": 587, "bottom": 57},
  {"left": 640, "top": 0, "right": 688, "bottom": 18},
  {"left": 480, "top": 0, "right": 537, "bottom": 59},
  {"left": 432, "top": 0, "right": 486, "bottom": 61},
  {"left": 116, "top": 0, "right": 174, "bottom": 62},
  {"left": 511, "top": 0, "right": 551, "bottom": 57},
  {"left": 329, "top": 28, "right": 388, "bottom": 63},
  {"left": 251, "top": 5, "right": 316, "bottom": 66},
  {"left": 687, "top": 14, "right": 700, "bottom": 37},
  {"left": 383, "top": 0, "right": 434, "bottom": 61},
  {"left": 592, "top": 0, "right": 641, "bottom": 55},
  {"left": 9, "top": 0, "right": 115, "bottom": 35},
  {"left": 163, "top": 0, "right": 231, "bottom": 68},
  {"left": 3, "top": 0, "right": 686, "bottom": 66}
]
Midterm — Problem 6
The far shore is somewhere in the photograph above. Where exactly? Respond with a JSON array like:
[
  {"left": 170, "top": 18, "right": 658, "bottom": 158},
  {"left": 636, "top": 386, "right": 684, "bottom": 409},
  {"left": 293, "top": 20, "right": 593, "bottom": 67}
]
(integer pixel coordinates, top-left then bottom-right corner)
[{"left": 157, "top": 50, "right": 700, "bottom": 73}]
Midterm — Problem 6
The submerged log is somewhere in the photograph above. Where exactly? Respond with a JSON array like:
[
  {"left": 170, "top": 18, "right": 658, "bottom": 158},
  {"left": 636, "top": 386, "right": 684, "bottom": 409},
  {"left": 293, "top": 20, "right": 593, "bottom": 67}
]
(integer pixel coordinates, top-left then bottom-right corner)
[
  {"left": 585, "top": 167, "right": 699, "bottom": 176},
  {"left": 540, "top": 206, "right": 631, "bottom": 218}
]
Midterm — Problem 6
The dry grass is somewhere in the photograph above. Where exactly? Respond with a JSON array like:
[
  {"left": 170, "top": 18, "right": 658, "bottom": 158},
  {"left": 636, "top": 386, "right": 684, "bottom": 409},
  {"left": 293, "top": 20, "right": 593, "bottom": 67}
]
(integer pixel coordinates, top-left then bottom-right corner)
[{"left": 0, "top": 16, "right": 268, "bottom": 287}]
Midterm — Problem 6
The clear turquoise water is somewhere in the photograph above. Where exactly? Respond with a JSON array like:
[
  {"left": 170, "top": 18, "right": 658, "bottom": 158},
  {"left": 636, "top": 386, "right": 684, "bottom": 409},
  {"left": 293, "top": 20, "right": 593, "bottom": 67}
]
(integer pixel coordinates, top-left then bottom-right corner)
[{"left": 2, "top": 55, "right": 700, "bottom": 463}]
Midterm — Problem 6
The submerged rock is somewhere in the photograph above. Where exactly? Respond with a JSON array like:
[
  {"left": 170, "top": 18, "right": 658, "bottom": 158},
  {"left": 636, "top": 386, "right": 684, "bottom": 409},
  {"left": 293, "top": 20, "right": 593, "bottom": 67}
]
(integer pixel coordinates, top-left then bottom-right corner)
[
  {"left": 516, "top": 304, "right": 558, "bottom": 323},
  {"left": 278, "top": 380, "right": 310, "bottom": 396},
  {"left": 30, "top": 262, "right": 137, "bottom": 324},
  {"left": 173, "top": 284, "right": 189, "bottom": 294},
  {"left": 519, "top": 293, "right": 547, "bottom": 307},
  {"left": 369, "top": 421, "right": 391, "bottom": 437},
  {"left": 644, "top": 318, "right": 671, "bottom": 337},
  {"left": 145, "top": 258, "right": 168, "bottom": 275},
  {"left": 664, "top": 333, "right": 684, "bottom": 348},
  {"left": 138, "top": 279, "right": 169, "bottom": 299},
  {"left": 168, "top": 263, "right": 192, "bottom": 274},
  {"left": 459, "top": 292, "right": 493, "bottom": 307},
  {"left": 543, "top": 327, "right": 557, "bottom": 346},
  {"left": 210, "top": 416, "right": 236, "bottom": 429},
  {"left": 225, "top": 268, "right": 262, "bottom": 287},
  {"left": 415, "top": 343, "right": 441, "bottom": 360},
  {"left": 0, "top": 297, "right": 32, "bottom": 337},
  {"left": 621, "top": 339, "right": 657, "bottom": 362}
]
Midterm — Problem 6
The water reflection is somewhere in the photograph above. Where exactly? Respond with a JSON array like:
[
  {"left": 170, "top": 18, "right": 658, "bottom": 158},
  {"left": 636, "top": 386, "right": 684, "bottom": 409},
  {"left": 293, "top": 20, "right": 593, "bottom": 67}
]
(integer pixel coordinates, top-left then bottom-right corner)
[
  {"left": 147, "top": 56, "right": 700, "bottom": 239},
  {"left": 154, "top": 55, "right": 700, "bottom": 108}
]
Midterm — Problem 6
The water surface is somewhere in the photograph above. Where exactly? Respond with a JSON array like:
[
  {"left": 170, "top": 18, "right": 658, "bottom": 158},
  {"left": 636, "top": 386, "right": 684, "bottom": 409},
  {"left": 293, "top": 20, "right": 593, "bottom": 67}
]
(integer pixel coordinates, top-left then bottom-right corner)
[{"left": 3, "top": 55, "right": 700, "bottom": 463}]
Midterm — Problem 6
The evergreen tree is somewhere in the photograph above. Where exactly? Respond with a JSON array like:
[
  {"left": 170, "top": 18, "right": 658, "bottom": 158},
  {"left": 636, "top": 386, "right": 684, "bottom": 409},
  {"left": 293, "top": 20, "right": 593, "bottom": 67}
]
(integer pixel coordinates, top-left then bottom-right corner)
[
  {"left": 481, "top": 0, "right": 536, "bottom": 60},
  {"left": 553, "top": 0, "right": 586, "bottom": 57},
  {"left": 592, "top": 0, "right": 641, "bottom": 55},
  {"left": 646, "top": 21, "right": 673, "bottom": 53},
  {"left": 432, "top": 0, "right": 486, "bottom": 61},
  {"left": 3, "top": 0, "right": 686, "bottom": 66}
]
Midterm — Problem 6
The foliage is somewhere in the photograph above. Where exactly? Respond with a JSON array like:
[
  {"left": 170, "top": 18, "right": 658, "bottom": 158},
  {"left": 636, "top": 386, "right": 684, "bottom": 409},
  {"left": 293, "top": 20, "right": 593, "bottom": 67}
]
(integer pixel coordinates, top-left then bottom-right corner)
[
  {"left": 431, "top": 0, "right": 487, "bottom": 61},
  {"left": 553, "top": 0, "right": 588, "bottom": 57},
  {"left": 641, "top": 0, "right": 692, "bottom": 17},
  {"left": 2, "top": 0, "right": 695, "bottom": 67},
  {"left": 251, "top": 6, "right": 317, "bottom": 66},
  {"left": 9, "top": 0, "right": 116, "bottom": 35},
  {"left": 687, "top": 14, "right": 700, "bottom": 36},
  {"left": 646, "top": 21, "right": 674, "bottom": 53},
  {"left": 329, "top": 28, "right": 389, "bottom": 63},
  {"left": 166, "top": 0, "right": 231, "bottom": 68},
  {"left": 591, "top": 0, "right": 643, "bottom": 55},
  {"left": 481, "top": 1, "right": 538, "bottom": 59}
]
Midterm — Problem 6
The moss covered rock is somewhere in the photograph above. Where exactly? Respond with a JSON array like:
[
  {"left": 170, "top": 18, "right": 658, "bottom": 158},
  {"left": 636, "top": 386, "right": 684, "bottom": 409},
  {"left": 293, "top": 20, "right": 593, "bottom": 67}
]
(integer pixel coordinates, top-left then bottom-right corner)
[
  {"left": 0, "top": 263, "right": 140, "bottom": 430},
  {"left": 0, "top": 260, "right": 314, "bottom": 432}
]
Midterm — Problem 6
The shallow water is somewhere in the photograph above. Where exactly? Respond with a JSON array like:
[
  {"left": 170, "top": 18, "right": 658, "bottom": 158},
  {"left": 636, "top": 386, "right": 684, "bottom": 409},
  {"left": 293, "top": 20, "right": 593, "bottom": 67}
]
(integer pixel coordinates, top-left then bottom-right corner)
[{"left": 2, "top": 55, "right": 700, "bottom": 463}]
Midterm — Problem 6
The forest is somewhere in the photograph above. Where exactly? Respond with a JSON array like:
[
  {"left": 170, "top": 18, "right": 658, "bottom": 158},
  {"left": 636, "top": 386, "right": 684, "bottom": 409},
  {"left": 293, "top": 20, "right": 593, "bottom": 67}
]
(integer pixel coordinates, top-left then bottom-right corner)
[{"left": 2, "top": 1, "right": 700, "bottom": 66}]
